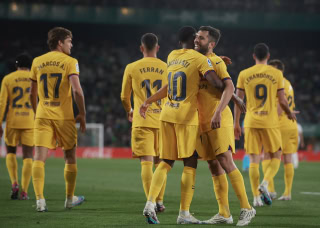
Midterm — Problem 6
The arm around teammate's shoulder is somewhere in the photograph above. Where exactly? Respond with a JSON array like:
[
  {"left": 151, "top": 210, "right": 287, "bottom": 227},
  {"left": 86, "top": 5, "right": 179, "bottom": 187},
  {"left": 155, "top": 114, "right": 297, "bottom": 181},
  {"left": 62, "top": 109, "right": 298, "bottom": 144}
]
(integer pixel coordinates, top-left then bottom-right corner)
[{"left": 69, "top": 75, "right": 86, "bottom": 133}]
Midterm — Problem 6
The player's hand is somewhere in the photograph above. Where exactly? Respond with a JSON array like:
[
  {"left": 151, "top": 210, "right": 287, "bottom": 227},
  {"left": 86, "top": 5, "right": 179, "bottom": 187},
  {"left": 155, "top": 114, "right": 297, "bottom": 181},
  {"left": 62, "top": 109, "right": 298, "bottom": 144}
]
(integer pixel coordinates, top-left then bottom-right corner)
[
  {"left": 76, "top": 114, "right": 86, "bottom": 133},
  {"left": 0, "top": 126, "right": 3, "bottom": 138},
  {"left": 234, "top": 124, "right": 241, "bottom": 140},
  {"left": 139, "top": 102, "right": 150, "bottom": 119},
  {"left": 220, "top": 56, "right": 232, "bottom": 65},
  {"left": 127, "top": 110, "right": 133, "bottom": 122},
  {"left": 287, "top": 111, "right": 297, "bottom": 122},
  {"left": 234, "top": 96, "right": 246, "bottom": 113},
  {"left": 211, "top": 111, "right": 221, "bottom": 129}
]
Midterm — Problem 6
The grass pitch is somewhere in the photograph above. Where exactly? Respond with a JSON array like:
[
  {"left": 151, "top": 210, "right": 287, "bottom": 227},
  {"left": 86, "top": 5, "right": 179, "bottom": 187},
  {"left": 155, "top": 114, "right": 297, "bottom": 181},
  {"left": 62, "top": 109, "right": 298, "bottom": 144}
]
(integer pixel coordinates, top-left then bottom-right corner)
[{"left": 0, "top": 158, "right": 319, "bottom": 227}]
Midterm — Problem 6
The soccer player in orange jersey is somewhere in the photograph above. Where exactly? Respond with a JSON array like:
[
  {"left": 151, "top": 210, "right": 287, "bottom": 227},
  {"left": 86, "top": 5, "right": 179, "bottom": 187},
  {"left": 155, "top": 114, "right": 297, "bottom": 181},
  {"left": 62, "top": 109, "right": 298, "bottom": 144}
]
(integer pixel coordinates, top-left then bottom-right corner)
[
  {"left": 0, "top": 53, "right": 34, "bottom": 200},
  {"left": 121, "top": 33, "right": 167, "bottom": 212},
  {"left": 30, "top": 27, "right": 86, "bottom": 212}
]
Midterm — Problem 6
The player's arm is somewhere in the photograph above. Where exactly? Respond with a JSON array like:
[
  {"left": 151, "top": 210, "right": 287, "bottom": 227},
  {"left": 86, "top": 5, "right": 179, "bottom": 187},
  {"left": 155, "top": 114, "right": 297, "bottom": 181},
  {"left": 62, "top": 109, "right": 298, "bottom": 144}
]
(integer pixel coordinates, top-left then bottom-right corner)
[
  {"left": 30, "top": 80, "right": 38, "bottom": 115},
  {"left": 120, "top": 65, "right": 133, "bottom": 122},
  {"left": 0, "top": 78, "right": 9, "bottom": 138},
  {"left": 277, "top": 102, "right": 283, "bottom": 116},
  {"left": 234, "top": 88, "right": 245, "bottom": 140},
  {"left": 70, "top": 75, "right": 86, "bottom": 133},
  {"left": 140, "top": 84, "right": 168, "bottom": 119},
  {"left": 211, "top": 79, "right": 234, "bottom": 129},
  {"left": 278, "top": 89, "right": 296, "bottom": 121}
]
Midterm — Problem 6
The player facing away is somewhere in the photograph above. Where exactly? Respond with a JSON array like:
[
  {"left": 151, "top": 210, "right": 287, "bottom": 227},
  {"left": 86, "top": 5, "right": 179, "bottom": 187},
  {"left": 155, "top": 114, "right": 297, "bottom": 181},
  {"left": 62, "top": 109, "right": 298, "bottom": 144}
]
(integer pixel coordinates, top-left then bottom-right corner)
[
  {"left": 30, "top": 27, "right": 86, "bottom": 212},
  {"left": 140, "top": 26, "right": 226, "bottom": 224},
  {"left": 262, "top": 59, "right": 299, "bottom": 201},
  {"left": 234, "top": 43, "right": 296, "bottom": 207},
  {"left": 120, "top": 33, "right": 167, "bottom": 212},
  {"left": 0, "top": 53, "right": 34, "bottom": 200},
  {"left": 195, "top": 26, "right": 256, "bottom": 226}
]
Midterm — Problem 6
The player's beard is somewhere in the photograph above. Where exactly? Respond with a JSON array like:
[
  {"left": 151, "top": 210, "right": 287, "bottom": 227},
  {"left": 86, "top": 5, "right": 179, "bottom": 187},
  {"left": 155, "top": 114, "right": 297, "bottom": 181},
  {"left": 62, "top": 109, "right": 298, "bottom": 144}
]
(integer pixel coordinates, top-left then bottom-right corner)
[{"left": 198, "top": 43, "right": 209, "bottom": 55}]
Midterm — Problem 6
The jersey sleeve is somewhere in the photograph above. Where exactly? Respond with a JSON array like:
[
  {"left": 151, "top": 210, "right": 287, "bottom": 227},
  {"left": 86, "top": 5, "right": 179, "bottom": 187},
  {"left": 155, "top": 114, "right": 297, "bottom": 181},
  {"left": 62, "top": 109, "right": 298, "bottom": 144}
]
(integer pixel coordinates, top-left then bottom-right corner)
[
  {"left": 30, "top": 59, "right": 37, "bottom": 81},
  {"left": 195, "top": 52, "right": 215, "bottom": 76},
  {"left": 236, "top": 71, "right": 245, "bottom": 90},
  {"left": 0, "top": 77, "right": 9, "bottom": 122},
  {"left": 215, "top": 58, "right": 231, "bottom": 80},
  {"left": 277, "top": 72, "right": 284, "bottom": 90},
  {"left": 120, "top": 64, "right": 133, "bottom": 113},
  {"left": 68, "top": 58, "right": 80, "bottom": 77}
]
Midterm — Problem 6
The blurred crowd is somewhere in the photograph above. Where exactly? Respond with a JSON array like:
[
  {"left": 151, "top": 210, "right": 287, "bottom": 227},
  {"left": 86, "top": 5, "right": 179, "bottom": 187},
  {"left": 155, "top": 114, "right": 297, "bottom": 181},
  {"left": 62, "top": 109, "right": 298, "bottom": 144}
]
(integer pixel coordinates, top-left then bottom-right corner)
[
  {"left": 0, "top": 25, "right": 319, "bottom": 147},
  {"left": 6, "top": 0, "right": 320, "bottom": 14}
]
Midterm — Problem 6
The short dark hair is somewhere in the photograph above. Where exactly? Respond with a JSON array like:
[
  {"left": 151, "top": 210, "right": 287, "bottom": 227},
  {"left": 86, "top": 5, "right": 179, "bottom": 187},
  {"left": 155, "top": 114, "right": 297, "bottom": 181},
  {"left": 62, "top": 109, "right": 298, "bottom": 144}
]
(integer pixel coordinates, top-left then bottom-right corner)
[
  {"left": 15, "top": 53, "right": 32, "bottom": 69},
  {"left": 199, "top": 26, "right": 221, "bottom": 46},
  {"left": 254, "top": 43, "right": 269, "bottom": 61},
  {"left": 269, "top": 59, "right": 285, "bottom": 72},
  {"left": 47, "top": 27, "right": 72, "bottom": 51},
  {"left": 141, "top": 33, "right": 158, "bottom": 51},
  {"left": 178, "top": 26, "right": 196, "bottom": 43}
]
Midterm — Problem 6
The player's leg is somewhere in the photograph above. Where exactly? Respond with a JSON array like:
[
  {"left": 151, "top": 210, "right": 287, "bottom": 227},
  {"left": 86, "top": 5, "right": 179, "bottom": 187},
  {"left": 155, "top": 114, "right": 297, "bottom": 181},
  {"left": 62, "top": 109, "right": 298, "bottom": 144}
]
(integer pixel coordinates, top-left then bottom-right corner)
[
  {"left": 176, "top": 124, "right": 201, "bottom": 224},
  {"left": 55, "top": 120, "right": 84, "bottom": 209},
  {"left": 20, "top": 128, "right": 34, "bottom": 200},
  {"left": 32, "top": 118, "right": 55, "bottom": 212},
  {"left": 143, "top": 121, "right": 175, "bottom": 224},
  {"left": 144, "top": 159, "right": 173, "bottom": 224},
  {"left": 259, "top": 128, "right": 282, "bottom": 205},
  {"left": 32, "top": 146, "right": 48, "bottom": 211},
  {"left": 245, "top": 128, "right": 263, "bottom": 207},
  {"left": 217, "top": 150, "right": 256, "bottom": 226},
  {"left": 262, "top": 152, "right": 276, "bottom": 199},
  {"left": 177, "top": 153, "right": 201, "bottom": 224},
  {"left": 20, "top": 145, "right": 33, "bottom": 200},
  {"left": 200, "top": 130, "right": 231, "bottom": 224},
  {"left": 4, "top": 128, "right": 20, "bottom": 199},
  {"left": 278, "top": 154, "right": 294, "bottom": 200},
  {"left": 6, "top": 145, "right": 19, "bottom": 199},
  {"left": 140, "top": 156, "right": 154, "bottom": 199},
  {"left": 279, "top": 129, "right": 297, "bottom": 200},
  {"left": 154, "top": 156, "right": 167, "bottom": 213},
  {"left": 203, "top": 159, "right": 233, "bottom": 224}
]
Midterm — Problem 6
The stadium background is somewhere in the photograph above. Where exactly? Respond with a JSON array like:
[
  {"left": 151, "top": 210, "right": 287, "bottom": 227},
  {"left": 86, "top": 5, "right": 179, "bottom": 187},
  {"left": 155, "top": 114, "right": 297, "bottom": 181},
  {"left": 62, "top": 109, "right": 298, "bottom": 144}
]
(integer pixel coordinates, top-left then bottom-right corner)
[{"left": 0, "top": 0, "right": 320, "bottom": 159}]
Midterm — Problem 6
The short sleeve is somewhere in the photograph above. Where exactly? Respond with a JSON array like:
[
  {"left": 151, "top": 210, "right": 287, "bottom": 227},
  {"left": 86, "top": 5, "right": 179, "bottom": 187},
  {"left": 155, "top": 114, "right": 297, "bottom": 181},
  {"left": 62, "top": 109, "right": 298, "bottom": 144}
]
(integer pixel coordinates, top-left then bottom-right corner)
[
  {"left": 195, "top": 52, "right": 215, "bottom": 76},
  {"left": 278, "top": 72, "right": 284, "bottom": 90},
  {"left": 30, "top": 59, "right": 37, "bottom": 81},
  {"left": 236, "top": 71, "right": 245, "bottom": 90},
  {"left": 215, "top": 59, "right": 231, "bottom": 80},
  {"left": 68, "top": 58, "right": 80, "bottom": 77}
]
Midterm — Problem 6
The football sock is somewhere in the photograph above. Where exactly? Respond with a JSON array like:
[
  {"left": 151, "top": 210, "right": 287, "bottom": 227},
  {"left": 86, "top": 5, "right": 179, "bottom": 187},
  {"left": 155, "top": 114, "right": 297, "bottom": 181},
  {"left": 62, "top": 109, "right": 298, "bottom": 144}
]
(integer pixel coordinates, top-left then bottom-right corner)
[
  {"left": 21, "top": 158, "right": 33, "bottom": 193},
  {"left": 262, "top": 159, "right": 275, "bottom": 193},
  {"left": 155, "top": 163, "right": 167, "bottom": 203},
  {"left": 180, "top": 167, "right": 196, "bottom": 212},
  {"left": 64, "top": 164, "right": 77, "bottom": 199},
  {"left": 263, "top": 158, "right": 281, "bottom": 183},
  {"left": 141, "top": 161, "right": 153, "bottom": 199},
  {"left": 249, "top": 163, "right": 260, "bottom": 197},
  {"left": 6, "top": 153, "right": 18, "bottom": 185},
  {"left": 284, "top": 163, "right": 294, "bottom": 196},
  {"left": 32, "top": 160, "right": 45, "bottom": 200},
  {"left": 228, "top": 169, "right": 251, "bottom": 209},
  {"left": 212, "top": 174, "right": 230, "bottom": 217},
  {"left": 148, "top": 162, "right": 171, "bottom": 203}
]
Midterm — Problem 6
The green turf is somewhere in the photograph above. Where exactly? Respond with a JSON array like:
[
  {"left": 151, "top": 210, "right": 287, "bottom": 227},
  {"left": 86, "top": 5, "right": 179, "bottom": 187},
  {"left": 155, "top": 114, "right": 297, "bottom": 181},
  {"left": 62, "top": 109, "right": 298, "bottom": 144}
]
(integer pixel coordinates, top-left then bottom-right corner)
[{"left": 0, "top": 158, "right": 320, "bottom": 227}]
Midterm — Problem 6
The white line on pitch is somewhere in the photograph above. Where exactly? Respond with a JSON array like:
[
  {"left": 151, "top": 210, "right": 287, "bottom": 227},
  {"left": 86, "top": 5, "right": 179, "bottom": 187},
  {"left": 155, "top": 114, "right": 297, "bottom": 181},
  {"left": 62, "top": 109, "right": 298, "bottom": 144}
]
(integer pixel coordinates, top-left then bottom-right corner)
[{"left": 300, "top": 192, "right": 320, "bottom": 195}]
